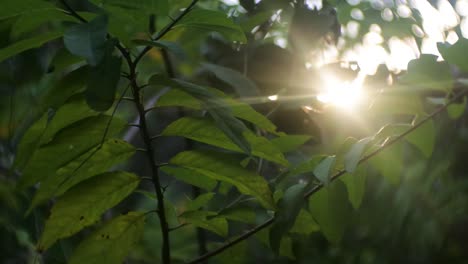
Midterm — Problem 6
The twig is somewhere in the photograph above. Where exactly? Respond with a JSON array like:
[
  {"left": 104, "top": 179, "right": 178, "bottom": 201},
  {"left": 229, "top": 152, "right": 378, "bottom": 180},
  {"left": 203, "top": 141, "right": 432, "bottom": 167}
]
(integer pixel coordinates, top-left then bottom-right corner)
[
  {"left": 133, "top": 0, "right": 200, "bottom": 66},
  {"left": 187, "top": 89, "right": 468, "bottom": 263}
]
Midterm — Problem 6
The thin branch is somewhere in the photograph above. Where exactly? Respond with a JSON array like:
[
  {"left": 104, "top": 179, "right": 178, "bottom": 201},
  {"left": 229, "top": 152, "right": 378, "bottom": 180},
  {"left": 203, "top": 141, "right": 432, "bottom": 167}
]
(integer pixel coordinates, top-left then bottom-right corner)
[
  {"left": 133, "top": 0, "right": 200, "bottom": 66},
  {"left": 187, "top": 89, "right": 468, "bottom": 263},
  {"left": 59, "top": 0, "right": 87, "bottom": 23}
]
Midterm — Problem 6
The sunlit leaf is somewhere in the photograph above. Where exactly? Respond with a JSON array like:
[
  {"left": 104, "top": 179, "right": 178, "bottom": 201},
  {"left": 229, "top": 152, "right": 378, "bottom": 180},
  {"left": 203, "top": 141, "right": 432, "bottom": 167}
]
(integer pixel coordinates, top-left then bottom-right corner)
[
  {"left": 289, "top": 209, "right": 320, "bottom": 235},
  {"left": 28, "top": 139, "right": 136, "bottom": 211},
  {"left": 271, "top": 134, "right": 312, "bottom": 153},
  {"left": 37, "top": 172, "right": 139, "bottom": 251},
  {"left": 64, "top": 15, "right": 108, "bottom": 66},
  {"left": 160, "top": 166, "right": 218, "bottom": 191},
  {"left": 162, "top": 117, "right": 288, "bottom": 166},
  {"left": 170, "top": 150, "right": 275, "bottom": 210},
  {"left": 340, "top": 165, "right": 367, "bottom": 209},
  {"left": 180, "top": 211, "right": 228, "bottom": 237},
  {"left": 308, "top": 180, "right": 353, "bottom": 243},
  {"left": 370, "top": 141, "right": 403, "bottom": 185},
  {"left": 269, "top": 183, "right": 307, "bottom": 253},
  {"left": 406, "top": 119, "right": 435, "bottom": 157},
  {"left": 68, "top": 212, "right": 145, "bottom": 264},
  {"left": 18, "top": 115, "right": 127, "bottom": 189}
]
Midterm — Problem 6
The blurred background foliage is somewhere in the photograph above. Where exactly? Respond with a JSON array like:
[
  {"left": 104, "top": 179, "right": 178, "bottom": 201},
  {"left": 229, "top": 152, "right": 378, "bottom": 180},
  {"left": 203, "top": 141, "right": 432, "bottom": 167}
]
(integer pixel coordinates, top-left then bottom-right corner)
[{"left": 1, "top": 0, "right": 468, "bottom": 263}]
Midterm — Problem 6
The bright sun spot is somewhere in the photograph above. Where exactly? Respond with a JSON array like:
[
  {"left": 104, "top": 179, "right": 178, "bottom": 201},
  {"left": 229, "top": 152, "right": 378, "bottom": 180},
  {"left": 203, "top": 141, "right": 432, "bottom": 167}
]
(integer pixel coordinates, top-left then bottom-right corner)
[{"left": 317, "top": 75, "right": 364, "bottom": 109}]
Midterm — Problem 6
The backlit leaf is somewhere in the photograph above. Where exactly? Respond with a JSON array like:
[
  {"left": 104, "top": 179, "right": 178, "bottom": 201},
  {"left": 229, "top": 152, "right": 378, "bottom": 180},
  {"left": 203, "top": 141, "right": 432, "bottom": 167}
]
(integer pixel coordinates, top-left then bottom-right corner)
[
  {"left": 438, "top": 39, "right": 468, "bottom": 73},
  {"left": 185, "top": 192, "right": 215, "bottom": 212},
  {"left": 313, "top": 156, "right": 336, "bottom": 186},
  {"left": 160, "top": 166, "right": 217, "bottom": 191},
  {"left": 162, "top": 117, "right": 288, "bottom": 166},
  {"left": 340, "top": 165, "right": 367, "bottom": 209},
  {"left": 170, "top": 150, "right": 275, "bottom": 210},
  {"left": 68, "top": 212, "right": 145, "bottom": 264},
  {"left": 37, "top": 172, "right": 140, "bottom": 251},
  {"left": 344, "top": 137, "right": 373, "bottom": 173},
  {"left": 271, "top": 134, "right": 312, "bottom": 153}
]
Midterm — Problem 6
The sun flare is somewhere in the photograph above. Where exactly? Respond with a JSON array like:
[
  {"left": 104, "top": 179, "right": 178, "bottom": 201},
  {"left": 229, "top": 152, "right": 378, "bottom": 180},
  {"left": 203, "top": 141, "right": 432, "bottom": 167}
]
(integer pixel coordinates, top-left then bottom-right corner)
[{"left": 316, "top": 75, "right": 364, "bottom": 109}]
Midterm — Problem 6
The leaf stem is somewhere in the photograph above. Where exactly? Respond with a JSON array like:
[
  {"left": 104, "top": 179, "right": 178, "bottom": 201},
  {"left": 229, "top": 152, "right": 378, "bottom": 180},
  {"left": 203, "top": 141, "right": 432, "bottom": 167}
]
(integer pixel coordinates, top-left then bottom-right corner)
[{"left": 187, "top": 89, "right": 468, "bottom": 263}]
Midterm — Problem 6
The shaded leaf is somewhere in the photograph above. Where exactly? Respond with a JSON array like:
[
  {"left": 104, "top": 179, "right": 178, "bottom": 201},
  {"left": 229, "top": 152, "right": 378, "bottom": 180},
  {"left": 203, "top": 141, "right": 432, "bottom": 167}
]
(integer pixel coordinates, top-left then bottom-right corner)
[
  {"left": 288, "top": 155, "right": 327, "bottom": 176},
  {"left": 133, "top": 39, "right": 185, "bottom": 59},
  {"left": 68, "top": 212, "right": 145, "bottom": 264},
  {"left": 290, "top": 209, "right": 320, "bottom": 235},
  {"left": 399, "top": 54, "right": 453, "bottom": 92},
  {"left": 438, "top": 39, "right": 468, "bottom": 73},
  {"left": 0, "top": 31, "right": 63, "bottom": 63},
  {"left": 185, "top": 192, "right": 215, "bottom": 212},
  {"left": 370, "top": 141, "right": 403, "bottom": 185},
  {"left": 308, "top": 180, "right": 353, "bottom": 243},
  {"left": 406, "top": 119, "right": 435, "bottom": 157},
  {"left": 447, "top": 97, "right": 466, "bottom": 119},
  {"left": 175, "top": 9, "right": 246, "bottom": 43},
  {"left": 37, "top": 172, "right": 139, "bottom": 250},
  {"left": 202, "top": 63, "right": 259, "bottom": 97},
  {"left": 162, "top": 117, "right": 288, "bottom": 166},
  {"left": 0, "top": 0, "right": 56, "bottom": 20},
  {"left": 86, "top": 40, "right": 122, "bottom": 111},
  {"left": 64, "top": 15, "right": 108, "bottom": 66},
  {"left": 170, "top": 150, "right": 275, "bottom": 210},
  {"left": 344, "top": 137, "right": 373, "bottom": 173},
  {"left": 313, "top": 156, "right": 336, "bottom": 186},
  {"left": 180, "top": 211, "right": 228, "bottom": 237},
  {"left": 269, "top": 183, "right": 307, "bottom": 253},
  {"left": 90, "top": 0, "right": 169, "bottom": 15},
  {"left": 219, "top": 205, "right": 256, "bottom": 224}
]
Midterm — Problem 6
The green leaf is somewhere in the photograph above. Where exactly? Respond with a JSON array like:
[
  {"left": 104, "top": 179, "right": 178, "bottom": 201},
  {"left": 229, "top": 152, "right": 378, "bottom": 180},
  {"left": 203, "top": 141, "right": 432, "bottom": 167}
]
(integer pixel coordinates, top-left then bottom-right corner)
[
  {"left": 86, "top": 40, "right": 122, "bottom": 111},
  {"left": 28, "top": 139, "right": 136, "bottom": 211},
  {"left": 313, "top": 156, "right": 336, "bottom": 186},
  {"left": 64, "top": 15, "right": 108, "bottom": 66},
  {"left": 271, "top": 134, "right": 312, "bottom": 153},
  {"left": 68, "top": 212, "right": 145, "bottom": 264},
  {"left": 340, "top": 165, "right": 367, "bottom": 209},
  {"left": 202, "top": 63, "right": 259, "bottom": 97},
  {"left": 37, "top": 172, "right": 139, "bottom": 251},
  {"left": 180, "top": 211, "right": 228, "bottom": 237},
  {"left": 133, "top": 39, "right": 185, "bottom": 59},
  {"left": 170, "top": 150, "right": 275, "bottom": 210},
  {"left": 240, "top": 11, "right": 273, "bottom": 32},
  {"left": 160, "top": 166, "right": 217, "bottom": 191},
  {"left": 0, "top": 31, "right": 63, "bottom": 63},
  {"left": 370, "top": 141, "right": 403, "bottom": 185},
  {"left": 399, "top": 54, "right": 453, "bottom": 92},
  {"left": 269, "top": 183, "right": 307, "bottom": 253},
  {"left": 162, "top": 117, "right": 288, "bottom": 166},
  {"left": 0, "top": 0, "right": 56, "bottom": 20},
  {"left": 11, "top": 9, "right": 72, "bottom": 38},
  {"left": 289, "top": 209, "right": 320, "bottom": 235},
  {"left": 175, "top": 9, "right": 246, "bottom": 43},
  {"left": 308, "top": 180, "right": 353, "bottom": 243},
  {"left": 447, "top": 97, "right": 466, "bottom": 119},
  {"left": 18, "top": 115, "right": 127, "bottom": 189},
  {"left": 185, "top": 192, "right": 215, "bottom": 212},
  {"left": 290, "top": 155, "right": 323, "bottom": 173},
  {"left": 155, "top": 88, "right": 277, "bottom": 133},
  {"left": 405, "top": 119, "right": 435, "bottom": 157},
  {"left": 369, "top": 92, "right": 425, "bottom": 116},
  {"left": 166, "top": 78, "right": 252, "bottom": 155},
  {"left": 344, "top": 137, "right": 373, "bottom": 173},
  {"left": 91, "top": 0, "right": 169, "bottom": 15},
  {"left": 438, "top": 39, "right": 468, "bottom": 73},
  {"left": 219, "top": 205, "right": 256, "bottom": 224}
]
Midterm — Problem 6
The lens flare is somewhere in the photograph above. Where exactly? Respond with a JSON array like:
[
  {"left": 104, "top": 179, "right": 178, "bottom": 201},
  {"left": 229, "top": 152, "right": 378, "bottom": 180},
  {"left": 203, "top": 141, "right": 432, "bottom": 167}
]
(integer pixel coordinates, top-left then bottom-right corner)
[{"left": 317, "top": 75, "right": 364, "bottom": 109}]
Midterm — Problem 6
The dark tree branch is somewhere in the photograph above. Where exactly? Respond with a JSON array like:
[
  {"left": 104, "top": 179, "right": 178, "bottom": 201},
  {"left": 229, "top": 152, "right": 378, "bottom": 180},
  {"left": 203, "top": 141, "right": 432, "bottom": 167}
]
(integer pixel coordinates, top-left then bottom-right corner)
[{"left": 187, "top": 89, "right": 468, "bottom": 263}]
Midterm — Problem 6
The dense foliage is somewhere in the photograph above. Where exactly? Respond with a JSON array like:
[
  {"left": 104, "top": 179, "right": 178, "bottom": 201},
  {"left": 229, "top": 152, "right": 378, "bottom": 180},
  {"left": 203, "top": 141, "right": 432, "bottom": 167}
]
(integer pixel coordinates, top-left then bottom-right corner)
[{"left": 1, "top": 0, "right": 468, "bottom": 263}]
